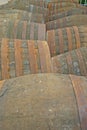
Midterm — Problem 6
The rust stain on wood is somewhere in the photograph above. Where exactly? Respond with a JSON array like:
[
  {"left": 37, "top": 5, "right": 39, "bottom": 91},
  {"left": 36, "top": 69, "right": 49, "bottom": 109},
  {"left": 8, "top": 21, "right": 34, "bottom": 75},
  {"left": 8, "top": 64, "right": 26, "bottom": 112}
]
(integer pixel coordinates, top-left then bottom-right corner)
[
  {"left": 70, "top": 75, "right": 87, "bottom": 130},
  {"left": 73, "top": 26, "right": 81, "bottom": 48},
  {"left": 66, "top": 27, "right": 73, "bottom": 51},
  {"left": 14, "top": 39, "right": 23, "bottom": 77},
  {"left": 1, "top": 38, "right": 9, "bottom": 79}
]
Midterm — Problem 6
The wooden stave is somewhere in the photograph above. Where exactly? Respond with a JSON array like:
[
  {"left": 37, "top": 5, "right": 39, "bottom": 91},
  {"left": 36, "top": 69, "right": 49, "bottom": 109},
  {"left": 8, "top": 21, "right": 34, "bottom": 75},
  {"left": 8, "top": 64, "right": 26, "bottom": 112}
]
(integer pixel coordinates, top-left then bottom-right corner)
[
  {"left": 47, "top": 7, "right": 87, "bottom": 21},
  {"left": 0, "top": 10, "right": 45, "bottom": 23},
  {"left": 0, "top": 2, "right": 48, "bottom": 15},
  {"left": 0, "top": 38, "right": 52, "bottom": 80},
  {"left": 0, "top": 0, "right": 48, "bottom": 8},
  {"left": 52, "top": 47, "right": 87, "bottom": 76},
  {"left": 47, "top": 2, "right": 77, "bottom": 11},
  {"left": 0, "top": 20, "right": 46, "bottom": 40},
  {"left": 46, "top": 14, "right": 87, "bottom": 30},
  {"left": 47, "top": 25, "right": 87, "bottom": 56},
  {"left": 48, "top": 4, "right": 86, "bottom": 15},
  {"left": 0, "top": 9, "right": 46, "bottom": 23}
]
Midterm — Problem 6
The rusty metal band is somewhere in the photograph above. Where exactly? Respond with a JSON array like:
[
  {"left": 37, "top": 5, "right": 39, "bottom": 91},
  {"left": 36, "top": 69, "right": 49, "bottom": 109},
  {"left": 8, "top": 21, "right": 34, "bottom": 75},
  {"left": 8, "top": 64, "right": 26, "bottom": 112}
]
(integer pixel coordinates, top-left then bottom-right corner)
[
  {"left": 47, "top": 30, "right": 56, "bottom": 57},
  {"left": 58, "top": 29, "right": 64, "bottom": 53},
  {"left": 66, "top": 53, "right": 73, "bottom": 74},
  {"left": 73, "top": 26, "right": 81, "bottom": 48},
  {"left": 38, "top": 41, "right": 47, "bottom": 73},
  {"left": 75, "top": 49, "right": 87, "bottom": 76},
  {"left": 22, "top": 21, "right": 27, "bottom": 40},
  {"left": 1, "top": 39, "right": 9, "bottom": 79},
  {"left": 70, "top": 75, "right": 87, "bottom": 130},
  {"left": 28, "top": 40, "right": 38, "bottom": 73},
  {"left": 13, "top": 20, "right": 18, "bottom": 39},
  {"left": 66, "top": 27, "right": 73, "bottom": 51},
  {"left": 42, "top": 41, "right": 52, "bottom": 73},
  {"left": 30, "top": 23, "right": 34, "bottom": 40},
  {"left": 14, "top": 39, "right": 23, "bottom": 77}
]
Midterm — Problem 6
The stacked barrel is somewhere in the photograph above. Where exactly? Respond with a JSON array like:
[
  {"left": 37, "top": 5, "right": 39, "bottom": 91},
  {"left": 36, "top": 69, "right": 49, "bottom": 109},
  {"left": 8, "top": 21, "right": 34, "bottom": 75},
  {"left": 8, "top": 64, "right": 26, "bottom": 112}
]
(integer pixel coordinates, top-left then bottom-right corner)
[
  {"left": 0, "top": 0, "right": 53, "bottom": 80},
  {"left": 46, "top": 0, "right": 87, "bottom": 77},
  {"left": 0, "top": 0, "right": 87, "bottom": 130}
]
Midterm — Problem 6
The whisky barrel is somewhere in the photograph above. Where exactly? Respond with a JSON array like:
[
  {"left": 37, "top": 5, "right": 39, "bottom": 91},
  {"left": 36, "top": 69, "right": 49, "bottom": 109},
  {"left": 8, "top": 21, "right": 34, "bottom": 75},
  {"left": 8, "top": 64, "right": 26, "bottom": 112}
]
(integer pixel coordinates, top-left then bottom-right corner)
[
  {"left": 48, "top": 6, "right": 76, "bottom": 15},
  {"left": 0, "top": 2, "right": 48, "bottom": 15},
  {"left": 0, "top": 39, "right": 52, "bottom": 80},
  {"left": 47, "top": 25, "right": 87, "bottom": 56},
  {"left": 0, "top": 73, "right": 87, "bottom": 130},
  {"left": 48, "top": 4, "right": 85, "bottom": 15},
  {"left": 47, "top": 7, "right": 87, "bottom": 21},
  {"left": 46, "top": 14, "right": 87, "bottom": 30},
  {"left": 10, "top": 0, "right": 48, "bottom": 7},
  {"left": 47, "top": 2, "right": 77, "bottom": 11},
  {"left": 0, "top": 20, "right": 46, "bottom": 40},
  {"left": 0, "top": 9, "right": 45, "bottom": 23},
  {"left": 26, "top": 4, "right": 48, "bottom": 15},
  {"left": 52, "top": 47, "right": 87, "bottom": 76}
]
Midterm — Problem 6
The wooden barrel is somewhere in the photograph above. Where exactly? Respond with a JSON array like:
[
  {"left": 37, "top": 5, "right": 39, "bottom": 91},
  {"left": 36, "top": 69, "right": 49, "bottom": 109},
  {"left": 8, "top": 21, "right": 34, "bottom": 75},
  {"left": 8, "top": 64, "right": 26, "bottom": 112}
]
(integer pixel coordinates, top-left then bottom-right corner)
[
  {"left": 0, "top": 9, "right": 45, "bottom": 23},
  {"left": 0, "top": 1, "right": 48, "bottom": 15},
  {"left": 8, "top": 0, "right": 47, "bottom": 7},
  {"left": 0, "top": 73, "right": 87, "bottom": 130},
  {"left": 47, "top": 25, "right": 87, "bottom": 56},
  {"left": 0, "top": 20, "right": 46, "bottom": 40},
  {"left": 47, "top": 7, "right": 87, "bottom": 21},
  {"left": 47, "top": 2, "right": 77, "bottom": 11},
  {"left": 52, "top": 47, "right": 87, "bottom": 76},
  {"left": 26, "top": 4, "right": 48, "bottom": 15},
  {"left": 48, "top": 4, "right": 85, "bottom": 15},
  {"left": 0, "top": 38, "right": 52, "bottom": 80},
  {"left": 46, "top": 14, "right": 87, "bottom": 30}
]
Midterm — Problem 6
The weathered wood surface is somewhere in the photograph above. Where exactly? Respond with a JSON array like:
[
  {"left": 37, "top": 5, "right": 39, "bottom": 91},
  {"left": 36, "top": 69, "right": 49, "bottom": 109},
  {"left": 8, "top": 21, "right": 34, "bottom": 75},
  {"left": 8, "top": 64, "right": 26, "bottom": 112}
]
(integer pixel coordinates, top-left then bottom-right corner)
[
  {"left": 47, "top": 25, "right": 87, "bottom": 56},
  {"left": 46, "top": 14, "right": 87, "bottom": 30},
  {"left": 48, "top": 4, "right": 86, "bottom": 15},
  {"left": 0, "top": 9, "right": 45, "bottom": 23},
  {"left": 47, "top": 7, "right": 87, "bottom": 21},
  {"left": 52, "top": 47, "right": 87, "bottom": 76},
  {"left": 0, "top": 1, "right": 48, "bottom": 15},
  {"left": 0, "top": 20, "right": 46, "bottom": 40},
  {"left": 0, "top": 73, "right": 87, "bottom": 130},
  {"left": 0, "top": 0, "right": 48, "bottom": 8},
  {"left": 0, "top": 39, "right": 52, "bottom": 80},
  {"left": 47, "top": 2, "right": 77, "bottom": 11}
]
